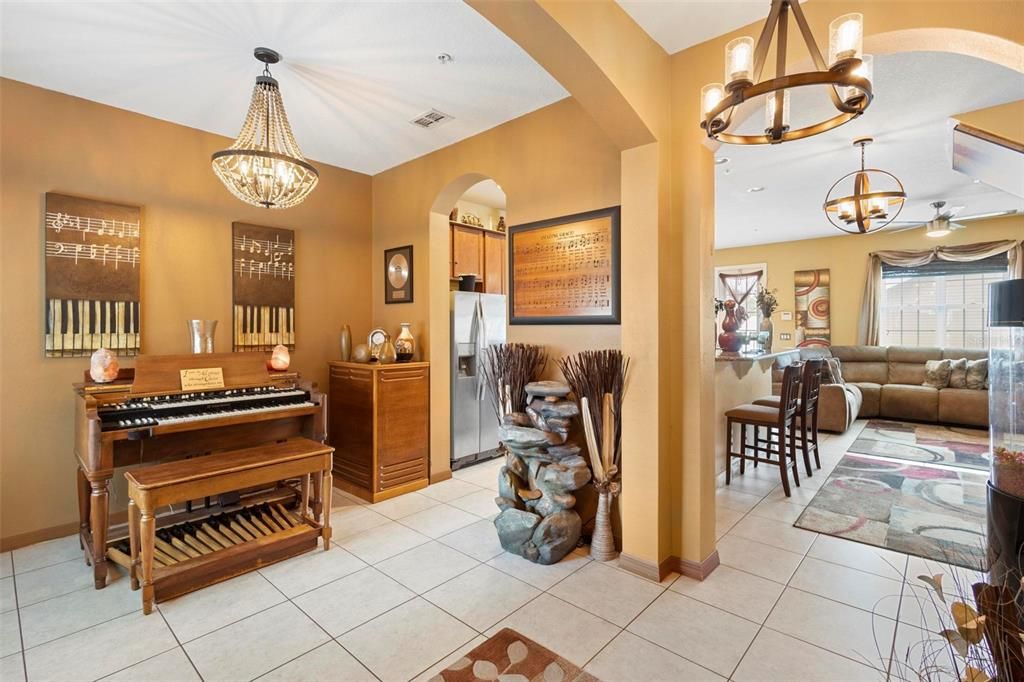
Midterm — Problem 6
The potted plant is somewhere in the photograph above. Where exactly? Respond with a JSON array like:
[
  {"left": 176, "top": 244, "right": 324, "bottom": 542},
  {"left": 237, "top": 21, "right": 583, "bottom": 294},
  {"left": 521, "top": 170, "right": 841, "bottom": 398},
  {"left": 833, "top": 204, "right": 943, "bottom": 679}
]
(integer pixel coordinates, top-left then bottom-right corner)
[
  {"left": 755, "top": 285, "right": 779, "bottom": 353},
  {"left": 558, "top": 350, "right": 629, "bottom": 562}
]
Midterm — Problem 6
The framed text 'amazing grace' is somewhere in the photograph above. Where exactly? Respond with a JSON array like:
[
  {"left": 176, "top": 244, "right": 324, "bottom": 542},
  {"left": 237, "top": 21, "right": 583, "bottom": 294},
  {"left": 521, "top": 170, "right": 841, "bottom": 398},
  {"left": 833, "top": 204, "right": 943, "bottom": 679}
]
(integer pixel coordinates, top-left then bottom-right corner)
[{"left": 508, "top": 206, "right": 621, "bottom": 325}]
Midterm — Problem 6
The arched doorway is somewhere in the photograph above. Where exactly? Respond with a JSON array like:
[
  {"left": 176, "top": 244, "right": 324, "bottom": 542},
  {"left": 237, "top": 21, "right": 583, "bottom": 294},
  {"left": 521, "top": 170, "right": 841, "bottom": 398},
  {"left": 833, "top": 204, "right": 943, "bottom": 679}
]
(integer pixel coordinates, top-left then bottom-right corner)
[{"left": 426, "top": 173, "right": 508, "bottom": 480}]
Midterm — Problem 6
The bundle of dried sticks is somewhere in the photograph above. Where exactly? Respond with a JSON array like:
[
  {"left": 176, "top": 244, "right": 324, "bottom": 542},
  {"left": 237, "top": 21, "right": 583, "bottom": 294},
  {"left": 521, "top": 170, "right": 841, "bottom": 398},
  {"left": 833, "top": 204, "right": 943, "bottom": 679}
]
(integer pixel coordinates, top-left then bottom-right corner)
[
  {"left": 481, "top": 343, "right": 548, "bottom": 421},
  {"left": 558, "top": 349, "right": 629, "bottom": 491}
]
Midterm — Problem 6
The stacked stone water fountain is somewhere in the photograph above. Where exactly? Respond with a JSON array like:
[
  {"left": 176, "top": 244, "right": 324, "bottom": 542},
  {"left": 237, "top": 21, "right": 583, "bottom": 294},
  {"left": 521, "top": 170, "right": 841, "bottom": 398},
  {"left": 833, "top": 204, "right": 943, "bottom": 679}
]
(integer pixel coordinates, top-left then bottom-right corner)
[{"left": 493, "top": 380, "right": 591, "bottom": 564}]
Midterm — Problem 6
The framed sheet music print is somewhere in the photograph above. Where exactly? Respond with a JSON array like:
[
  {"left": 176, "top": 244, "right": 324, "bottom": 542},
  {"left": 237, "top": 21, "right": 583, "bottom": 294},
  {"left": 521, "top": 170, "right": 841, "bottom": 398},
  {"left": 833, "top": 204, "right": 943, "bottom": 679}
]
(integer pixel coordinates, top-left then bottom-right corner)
[
  {"left": 508, "top": 206, "right": 621, "bottom": 325},
  {"left": 44, "top": 193, "right": 142, "bottom": 357},
  {"left": 232, "top": 222, "right": 296, "bottom": 351}
]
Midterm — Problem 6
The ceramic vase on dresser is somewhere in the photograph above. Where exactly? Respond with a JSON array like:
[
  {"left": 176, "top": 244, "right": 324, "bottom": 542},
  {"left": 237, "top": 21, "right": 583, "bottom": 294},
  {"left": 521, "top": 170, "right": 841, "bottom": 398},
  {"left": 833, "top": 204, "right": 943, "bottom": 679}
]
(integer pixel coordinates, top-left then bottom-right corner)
[
  {"left": 396, "top": 323, "right": 416, "bottom": 362},
  {"left": 340, "top": 324, "right": 352, "bottom": 362}
]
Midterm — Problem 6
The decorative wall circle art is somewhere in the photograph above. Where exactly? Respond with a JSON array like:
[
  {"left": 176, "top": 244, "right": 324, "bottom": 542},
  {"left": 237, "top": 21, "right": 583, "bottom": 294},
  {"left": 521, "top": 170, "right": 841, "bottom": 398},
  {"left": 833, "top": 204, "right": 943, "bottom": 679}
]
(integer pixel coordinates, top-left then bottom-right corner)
[{"left": 794, "top": 268, "right": 831, "bottom": 347}]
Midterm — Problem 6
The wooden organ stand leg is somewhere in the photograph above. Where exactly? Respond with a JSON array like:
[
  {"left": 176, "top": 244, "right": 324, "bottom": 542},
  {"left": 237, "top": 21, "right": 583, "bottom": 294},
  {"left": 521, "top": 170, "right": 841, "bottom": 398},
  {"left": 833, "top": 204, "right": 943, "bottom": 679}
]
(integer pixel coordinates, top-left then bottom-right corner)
[
  {"left": 89, "top": 478, "right": 110, "bottom": 588},
  {"left": 77, "top": 467, "right": 90, "bottom": 555},
  {"left": 321, "top": 469, "right": 333, "bottom": 548},
  {"left": 139, "top": 508, "right": 155, "bottom": 615},
  {"left": 300, "top": 474, "right": 311, "bottom": 521},
  {"left": 312, "top": 473, "right": 323, "bottom": 520},
  {"left": 128, "top": 499, "right": 140, "bottom": 591}
]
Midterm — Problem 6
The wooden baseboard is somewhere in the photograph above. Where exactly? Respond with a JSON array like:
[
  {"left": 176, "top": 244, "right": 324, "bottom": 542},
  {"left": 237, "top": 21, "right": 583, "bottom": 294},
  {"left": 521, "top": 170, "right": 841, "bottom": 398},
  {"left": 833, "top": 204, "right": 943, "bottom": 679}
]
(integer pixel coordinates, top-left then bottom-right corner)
[
  {"left": 675, "top": 550, "right": 721, "bottom": 581},
  {"left": 617, "top": 552, "right": 662, "bottom": 581},
  {"left": 1, "top": 507, "right": 128, "bottom": 553},
  {"left": 618, "top": 549, "right": 721, "bottom": 582},
  {"left": 430, "top": 469, "right": 453, "bottom": 484}
]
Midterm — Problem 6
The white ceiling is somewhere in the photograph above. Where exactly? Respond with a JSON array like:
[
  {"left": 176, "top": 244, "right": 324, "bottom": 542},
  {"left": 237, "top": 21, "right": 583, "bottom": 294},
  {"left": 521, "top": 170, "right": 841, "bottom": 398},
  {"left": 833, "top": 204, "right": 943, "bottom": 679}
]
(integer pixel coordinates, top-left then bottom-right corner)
[
  {"left": 0, "top": 1, "right": 568, "bottom": 175},
  {"left": 616, "top": 0, "right": 770, "bottom": 55},
  {"left": 714, "top": 52, "right": 1024, "bottom": 249},
  {"left": 460, "top": 179, "right": 507, "bottom": 209}
]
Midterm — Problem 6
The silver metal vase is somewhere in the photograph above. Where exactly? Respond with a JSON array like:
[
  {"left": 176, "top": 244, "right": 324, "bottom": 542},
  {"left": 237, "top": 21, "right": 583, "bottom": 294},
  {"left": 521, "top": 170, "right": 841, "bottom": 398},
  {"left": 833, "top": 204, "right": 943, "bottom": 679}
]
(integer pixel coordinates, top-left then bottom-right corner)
[{"left": 188, "top": 320, "right": 218, "bottom": 354}]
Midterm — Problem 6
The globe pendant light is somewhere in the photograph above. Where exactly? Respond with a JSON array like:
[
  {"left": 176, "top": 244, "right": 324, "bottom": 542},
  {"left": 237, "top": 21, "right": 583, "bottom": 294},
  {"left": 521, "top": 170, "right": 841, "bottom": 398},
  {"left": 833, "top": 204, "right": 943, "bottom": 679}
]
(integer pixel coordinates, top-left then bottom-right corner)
[
  {"left": 823, "top": 137, "right": 906, "bottom": 234},
  {"left": 700, "top": 0, "right": 873, "bottom": 145},
  {"left": 212, "top": 48, "right": 319, "bottom": 209}
]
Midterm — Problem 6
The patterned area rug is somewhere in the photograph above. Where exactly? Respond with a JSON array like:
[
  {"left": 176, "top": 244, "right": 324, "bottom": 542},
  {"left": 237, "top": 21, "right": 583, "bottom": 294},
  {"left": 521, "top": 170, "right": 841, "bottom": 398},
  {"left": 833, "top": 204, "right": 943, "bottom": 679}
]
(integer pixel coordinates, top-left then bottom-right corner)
[
  {"left": 849, "top": 419, "right": 990, "bottom": 471},
  {"left": 795, "top": 422, "right": 989, "bottom": 570},
  {"left": 432, "top": 628, "right": 599, "bottom": 682}
]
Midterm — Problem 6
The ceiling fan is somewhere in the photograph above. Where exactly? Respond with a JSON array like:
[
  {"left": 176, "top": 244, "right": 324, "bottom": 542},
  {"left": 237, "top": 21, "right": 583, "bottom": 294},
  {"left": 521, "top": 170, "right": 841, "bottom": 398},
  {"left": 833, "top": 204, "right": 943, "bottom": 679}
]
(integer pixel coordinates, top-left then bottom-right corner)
[{"left": 888, "top": 200, "right": 1020, "bottom": 238}]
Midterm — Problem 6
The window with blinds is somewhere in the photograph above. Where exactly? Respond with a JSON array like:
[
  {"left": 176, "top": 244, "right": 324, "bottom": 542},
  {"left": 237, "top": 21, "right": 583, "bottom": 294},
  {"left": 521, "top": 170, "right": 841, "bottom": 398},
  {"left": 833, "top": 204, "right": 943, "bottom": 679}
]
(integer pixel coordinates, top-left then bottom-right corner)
[{"left": 880, "top": 253, "right": 1009, "bottom": 348}]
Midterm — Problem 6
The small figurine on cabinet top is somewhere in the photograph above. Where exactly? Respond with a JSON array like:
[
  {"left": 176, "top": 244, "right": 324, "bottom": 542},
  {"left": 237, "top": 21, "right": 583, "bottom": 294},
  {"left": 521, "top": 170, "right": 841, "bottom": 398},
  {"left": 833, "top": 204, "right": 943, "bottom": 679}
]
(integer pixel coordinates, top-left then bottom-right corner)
[{"left": 497, "top": 216, "right": 506, "bottom": 232}]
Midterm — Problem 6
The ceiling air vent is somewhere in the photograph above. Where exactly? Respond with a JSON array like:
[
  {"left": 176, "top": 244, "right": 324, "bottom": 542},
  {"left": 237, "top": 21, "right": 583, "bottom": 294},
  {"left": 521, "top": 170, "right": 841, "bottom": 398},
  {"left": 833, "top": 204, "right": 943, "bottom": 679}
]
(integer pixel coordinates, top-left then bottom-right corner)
[{"left": 410, "top": 109, "right": 453, "bottom": 129}]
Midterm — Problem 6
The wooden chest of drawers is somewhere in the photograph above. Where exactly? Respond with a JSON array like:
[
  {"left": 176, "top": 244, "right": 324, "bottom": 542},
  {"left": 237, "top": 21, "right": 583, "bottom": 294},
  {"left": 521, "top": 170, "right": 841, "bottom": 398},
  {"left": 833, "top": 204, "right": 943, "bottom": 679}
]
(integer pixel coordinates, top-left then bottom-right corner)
[{"left": 327, "top": 361, "right": 430, "bottom": 502}]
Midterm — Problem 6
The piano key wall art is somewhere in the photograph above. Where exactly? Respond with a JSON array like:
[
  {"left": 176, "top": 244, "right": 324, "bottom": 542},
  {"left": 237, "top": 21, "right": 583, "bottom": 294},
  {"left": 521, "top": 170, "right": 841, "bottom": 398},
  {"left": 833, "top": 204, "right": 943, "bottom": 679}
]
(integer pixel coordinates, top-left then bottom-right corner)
[
  {"left": 44, "top": 193, "right": 142, "bottom": 357},
  {"left": 232, "top": 222, "right": 296, "bottom": 351}
]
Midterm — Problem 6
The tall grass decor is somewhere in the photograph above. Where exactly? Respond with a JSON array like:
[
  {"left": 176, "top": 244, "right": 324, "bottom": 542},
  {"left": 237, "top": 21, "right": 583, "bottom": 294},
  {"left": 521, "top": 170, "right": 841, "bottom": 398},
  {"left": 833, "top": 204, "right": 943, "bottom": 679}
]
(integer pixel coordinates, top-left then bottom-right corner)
[
  {"left": 481, "top": 343, "right": 548, "bottom": 422},
  {"left": 558, "top": 350, "right": 629, "bottom": 561}
]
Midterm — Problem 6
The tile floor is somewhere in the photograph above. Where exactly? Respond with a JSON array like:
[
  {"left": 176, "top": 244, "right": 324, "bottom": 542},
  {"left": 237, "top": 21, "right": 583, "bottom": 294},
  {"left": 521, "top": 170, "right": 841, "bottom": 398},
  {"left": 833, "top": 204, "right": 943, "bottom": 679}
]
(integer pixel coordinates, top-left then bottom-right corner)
[{"left": 0, "top": 422, "right": 976, "bottom": 681}]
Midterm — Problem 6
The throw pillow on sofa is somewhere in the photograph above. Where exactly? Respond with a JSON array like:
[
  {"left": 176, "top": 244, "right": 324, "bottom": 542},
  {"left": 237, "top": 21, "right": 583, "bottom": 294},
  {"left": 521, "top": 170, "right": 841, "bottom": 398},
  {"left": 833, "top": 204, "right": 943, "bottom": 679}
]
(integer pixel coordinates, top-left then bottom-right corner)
[
  {"left": 923, "top": 359, "right": 953, "bottom": 388},
  {"left": 966, "top": 358, "right": 988, "bottom": 390},
  {"left": 821, "top": 357, "right": 845, "bottom": 384},
  {"left": 949, "top": 358, "right": 968, "bottom": 388}
]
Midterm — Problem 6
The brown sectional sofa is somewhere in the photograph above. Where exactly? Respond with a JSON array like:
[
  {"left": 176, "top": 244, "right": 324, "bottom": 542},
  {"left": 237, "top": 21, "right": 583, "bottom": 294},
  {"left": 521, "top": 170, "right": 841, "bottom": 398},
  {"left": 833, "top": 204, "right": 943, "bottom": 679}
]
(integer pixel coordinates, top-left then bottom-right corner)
[{"left": 771, "top": 345, "right": 988, "bottom": 433}]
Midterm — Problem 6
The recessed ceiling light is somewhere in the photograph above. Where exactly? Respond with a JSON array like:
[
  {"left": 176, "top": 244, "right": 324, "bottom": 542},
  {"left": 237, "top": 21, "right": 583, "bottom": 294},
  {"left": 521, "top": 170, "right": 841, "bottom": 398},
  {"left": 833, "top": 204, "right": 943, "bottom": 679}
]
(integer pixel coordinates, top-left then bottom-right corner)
[
  {"left": 746, "top": 186, "right": 765, "bottom": 193},
  {"left": 437, "top": 53, "right": 454, "bottom": 65},
  {"left": 715, "top": 157, "right": 730, "bottom": 165},
  {"left": 972, "top": 178, "right": 982, "bottom": 184}
]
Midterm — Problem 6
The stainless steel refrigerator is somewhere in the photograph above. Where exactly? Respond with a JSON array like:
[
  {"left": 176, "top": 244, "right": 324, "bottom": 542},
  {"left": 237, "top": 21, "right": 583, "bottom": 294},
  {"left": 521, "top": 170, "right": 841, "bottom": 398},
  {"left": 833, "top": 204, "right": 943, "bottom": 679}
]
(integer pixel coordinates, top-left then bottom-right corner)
[{"left": 450, "top": 291, "right": 507, "bottom": 470}]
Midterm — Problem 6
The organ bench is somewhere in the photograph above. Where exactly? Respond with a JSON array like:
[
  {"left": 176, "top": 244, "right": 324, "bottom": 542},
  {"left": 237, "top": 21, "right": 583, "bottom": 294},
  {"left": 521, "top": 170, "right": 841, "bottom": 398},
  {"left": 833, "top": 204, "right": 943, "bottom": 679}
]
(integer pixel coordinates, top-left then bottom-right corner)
[{"left": 126, "top": 437, "right": 333, "bottom": 613}]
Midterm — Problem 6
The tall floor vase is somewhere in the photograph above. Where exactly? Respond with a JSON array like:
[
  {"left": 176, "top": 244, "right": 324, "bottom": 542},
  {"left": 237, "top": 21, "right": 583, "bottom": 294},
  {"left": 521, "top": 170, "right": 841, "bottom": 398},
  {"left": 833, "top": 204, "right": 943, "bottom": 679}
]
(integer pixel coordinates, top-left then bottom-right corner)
[{"left": 591, "top": 491, "right": 618, "bottom": 561}]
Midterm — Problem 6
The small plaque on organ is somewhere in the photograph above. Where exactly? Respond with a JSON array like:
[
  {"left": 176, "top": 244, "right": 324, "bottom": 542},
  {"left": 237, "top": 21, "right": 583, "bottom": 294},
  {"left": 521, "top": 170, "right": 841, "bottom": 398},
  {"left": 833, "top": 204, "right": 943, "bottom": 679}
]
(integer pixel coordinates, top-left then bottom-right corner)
[{"left": 179, "top": 367, "right": 225, "bottom": 390}]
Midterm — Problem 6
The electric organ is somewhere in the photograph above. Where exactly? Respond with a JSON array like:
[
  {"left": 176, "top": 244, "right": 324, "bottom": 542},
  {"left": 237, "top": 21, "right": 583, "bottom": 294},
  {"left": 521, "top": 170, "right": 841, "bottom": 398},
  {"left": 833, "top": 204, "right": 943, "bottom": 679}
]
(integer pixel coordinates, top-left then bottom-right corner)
[{"left": 74, "top": 352, "right": 328, "bottom": 590}]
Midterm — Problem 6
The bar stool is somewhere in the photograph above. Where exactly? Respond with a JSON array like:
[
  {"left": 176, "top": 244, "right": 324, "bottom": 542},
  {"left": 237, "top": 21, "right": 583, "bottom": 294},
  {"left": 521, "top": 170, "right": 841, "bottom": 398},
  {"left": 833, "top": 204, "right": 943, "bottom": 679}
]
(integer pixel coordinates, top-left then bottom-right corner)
[
  {"left": 725, "top": 363, "right": 803, "bottom": 497},
  {"left": 753, "top": 358, "right": 823, "bottom": 477}
]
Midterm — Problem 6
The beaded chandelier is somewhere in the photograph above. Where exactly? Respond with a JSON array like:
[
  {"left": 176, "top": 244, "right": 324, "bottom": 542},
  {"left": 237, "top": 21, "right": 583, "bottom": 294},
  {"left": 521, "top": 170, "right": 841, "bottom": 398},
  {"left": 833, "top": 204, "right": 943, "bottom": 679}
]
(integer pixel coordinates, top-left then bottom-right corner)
[{"left": 212, "top": 48, "right": 319, "bottom": 209}]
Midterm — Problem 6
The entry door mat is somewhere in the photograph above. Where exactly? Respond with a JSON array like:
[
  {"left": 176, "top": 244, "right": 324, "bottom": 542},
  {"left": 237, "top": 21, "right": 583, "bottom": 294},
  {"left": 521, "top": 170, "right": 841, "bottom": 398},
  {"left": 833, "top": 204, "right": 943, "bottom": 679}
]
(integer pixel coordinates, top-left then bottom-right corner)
[
  {"left": 432, "top": 628, "right": 600, "bottom": 682},
  {"left": 849, "top": 419, "right": 990, "bottom": 471},
  {"left": 794, "top": 454, "right": 988, "bottom": 571}
]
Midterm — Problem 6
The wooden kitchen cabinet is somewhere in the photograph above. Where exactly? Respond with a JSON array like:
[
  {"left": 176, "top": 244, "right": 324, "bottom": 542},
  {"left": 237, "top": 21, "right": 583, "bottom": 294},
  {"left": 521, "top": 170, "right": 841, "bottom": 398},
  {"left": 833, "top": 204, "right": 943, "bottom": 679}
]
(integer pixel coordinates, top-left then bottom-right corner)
[
  {"left": 450, "top": 221, "right": 505, "bottom": 294},
  {"left": 483, "top": 231, "right": 505, "bottom": 294},
  {"left": 327, "top": 361, "right": 430, "bottom": 502},
  {"left": 451, "top": 224, "right": 483, "bottom": 280}
]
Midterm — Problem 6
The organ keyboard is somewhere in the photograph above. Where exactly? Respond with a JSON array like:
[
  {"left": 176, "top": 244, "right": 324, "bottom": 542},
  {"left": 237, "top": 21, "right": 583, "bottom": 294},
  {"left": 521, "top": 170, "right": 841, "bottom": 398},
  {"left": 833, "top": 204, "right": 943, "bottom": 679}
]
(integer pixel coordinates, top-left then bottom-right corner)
[
  {"left": 74, "top": 352, "right": 326, "bottom": 589},
  {"left": 46, "top": 298, "right": 141, "bottom": 356}
]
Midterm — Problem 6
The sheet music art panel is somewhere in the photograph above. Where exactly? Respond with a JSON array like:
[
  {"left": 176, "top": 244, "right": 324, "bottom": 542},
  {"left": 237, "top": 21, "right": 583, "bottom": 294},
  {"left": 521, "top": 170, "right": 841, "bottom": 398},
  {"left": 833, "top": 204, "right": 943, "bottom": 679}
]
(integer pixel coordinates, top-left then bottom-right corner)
[
  {"left": 794, "top": 268, "right": 831, "bottom": 347},
  {"left": 44, "top": 193, "right": 142, "bottom": 357},
  {"left": 509, "top": 206, "right": 620, "bottom": 325},
  {"left": 232, "top": 222, "right": 296, "bottom": 351}
]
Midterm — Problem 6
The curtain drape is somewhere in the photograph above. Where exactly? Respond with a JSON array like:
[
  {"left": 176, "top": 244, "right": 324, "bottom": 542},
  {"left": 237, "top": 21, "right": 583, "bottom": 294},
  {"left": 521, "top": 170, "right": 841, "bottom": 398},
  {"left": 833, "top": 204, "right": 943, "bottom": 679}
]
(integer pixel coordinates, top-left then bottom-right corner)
[{"left": 857, "top": 240, "right": 1023, "bottom": 345}]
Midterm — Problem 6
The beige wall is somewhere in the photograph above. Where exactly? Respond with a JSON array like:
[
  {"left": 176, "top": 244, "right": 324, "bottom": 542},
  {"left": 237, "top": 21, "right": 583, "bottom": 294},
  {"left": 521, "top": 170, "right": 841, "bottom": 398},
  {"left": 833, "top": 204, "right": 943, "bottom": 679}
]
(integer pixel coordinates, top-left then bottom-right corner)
[
  {"left": 370, "top": 97, "right": 622, "bottom": 477},
  {"left": 0, "top": 78, "right": 373, "bottom": 546},
  {"left": 713, "top": 214, "right": 1024, "bottom": 349}
]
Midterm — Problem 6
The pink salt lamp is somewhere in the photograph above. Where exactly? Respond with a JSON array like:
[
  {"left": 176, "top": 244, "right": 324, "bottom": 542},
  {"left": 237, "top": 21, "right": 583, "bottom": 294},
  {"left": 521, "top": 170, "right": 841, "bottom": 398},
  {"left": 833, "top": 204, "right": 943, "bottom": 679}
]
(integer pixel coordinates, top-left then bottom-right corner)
[
  {"left": 89, "top": 348, "right": 119, "bottom": 383},
  {"left": 269, "top": 344, "right": 291, "bottom": 371}
]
